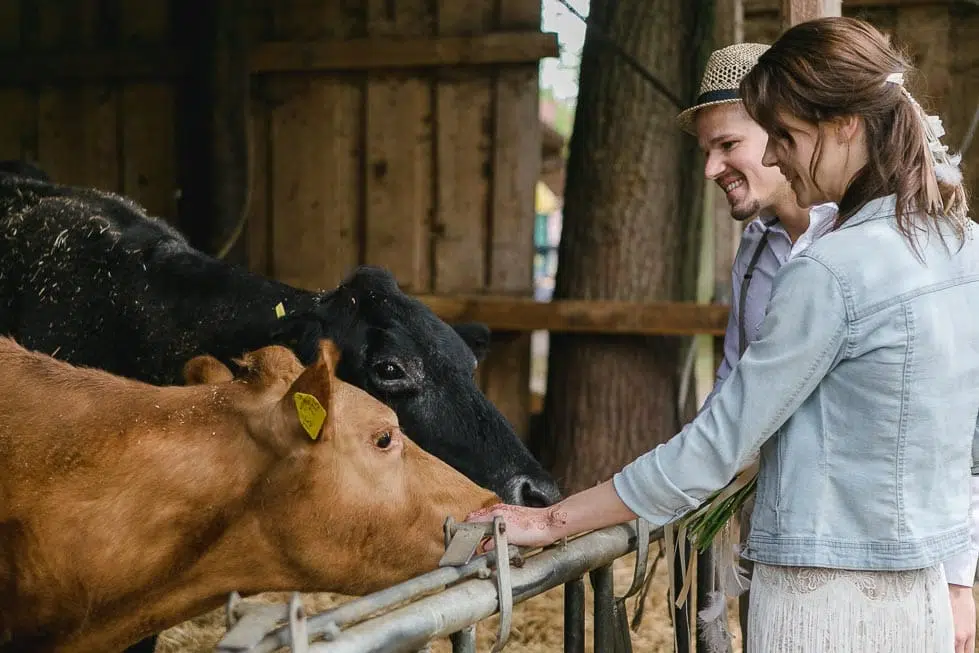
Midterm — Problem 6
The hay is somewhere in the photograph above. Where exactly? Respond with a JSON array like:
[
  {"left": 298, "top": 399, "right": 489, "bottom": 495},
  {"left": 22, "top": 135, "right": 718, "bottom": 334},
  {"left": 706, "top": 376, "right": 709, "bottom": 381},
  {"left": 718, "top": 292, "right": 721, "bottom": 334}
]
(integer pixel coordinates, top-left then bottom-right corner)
[{"left": 156, "top": 551, "right": 744, "bottom": 653}]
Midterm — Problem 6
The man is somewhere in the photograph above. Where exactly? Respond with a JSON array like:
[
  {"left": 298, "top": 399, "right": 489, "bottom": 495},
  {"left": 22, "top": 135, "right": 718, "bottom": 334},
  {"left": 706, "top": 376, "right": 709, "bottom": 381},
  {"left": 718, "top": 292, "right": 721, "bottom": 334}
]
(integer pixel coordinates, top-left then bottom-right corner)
[{"left": 677, "top": 42, "right": 979, "bottom": 653}]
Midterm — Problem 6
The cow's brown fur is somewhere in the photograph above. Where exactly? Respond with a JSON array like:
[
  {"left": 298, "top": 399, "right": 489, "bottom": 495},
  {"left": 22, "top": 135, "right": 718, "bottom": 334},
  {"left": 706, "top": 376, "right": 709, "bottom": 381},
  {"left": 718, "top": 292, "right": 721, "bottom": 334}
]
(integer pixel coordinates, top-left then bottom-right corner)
[{"left": 0, "top": 337, "right": 498, "bottom": 653}]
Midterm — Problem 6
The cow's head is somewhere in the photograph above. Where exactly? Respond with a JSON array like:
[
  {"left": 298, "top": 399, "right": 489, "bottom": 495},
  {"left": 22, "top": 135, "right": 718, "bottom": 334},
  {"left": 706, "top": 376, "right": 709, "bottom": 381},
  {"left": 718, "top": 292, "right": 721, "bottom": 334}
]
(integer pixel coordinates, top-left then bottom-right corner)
[
  {"left": 273, "top": 266, "right": 562, "bottom": 507},
  {"left": 183, "top": 341, "right": 499, "bottom": 595}
]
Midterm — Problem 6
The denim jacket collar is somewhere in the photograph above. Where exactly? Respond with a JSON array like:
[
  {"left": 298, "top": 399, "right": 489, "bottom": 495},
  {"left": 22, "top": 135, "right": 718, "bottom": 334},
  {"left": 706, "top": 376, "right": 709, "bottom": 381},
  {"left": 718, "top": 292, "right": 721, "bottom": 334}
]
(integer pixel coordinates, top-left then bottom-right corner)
[{"left": 837, "top": 194, "right": 899, "bottom": 231}]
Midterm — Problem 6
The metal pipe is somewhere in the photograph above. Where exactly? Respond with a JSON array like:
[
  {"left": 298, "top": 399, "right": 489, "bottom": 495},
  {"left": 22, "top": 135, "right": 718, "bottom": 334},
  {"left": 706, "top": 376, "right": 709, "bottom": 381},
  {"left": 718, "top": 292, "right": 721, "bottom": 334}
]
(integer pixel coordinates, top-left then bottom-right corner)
[
  {"left": 309, "top": 523, "right": 658, "bottom": 652},
  {"left": 564, "top": 578, "right": 585, "bottom": 653},
  {"left": 449, "top": 625, "right": 476, "bottom": 653},
  {"left": 590, "top": 565, "right": 615, "bottom": 653},
  {"left": 245, "top": 545, "right": 520, "bottom": 653}
]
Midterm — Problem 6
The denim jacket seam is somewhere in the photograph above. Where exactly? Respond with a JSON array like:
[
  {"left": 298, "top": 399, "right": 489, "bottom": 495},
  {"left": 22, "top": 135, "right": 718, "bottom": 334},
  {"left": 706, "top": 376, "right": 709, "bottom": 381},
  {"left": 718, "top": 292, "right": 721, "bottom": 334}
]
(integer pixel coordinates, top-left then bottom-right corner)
[
  {"left": 796, "top": 253, "right": 856, "bottom": 361},
  {"left": 855, "top": 274, "right": 979, "bottom": 319},
  {"left": 897, "top": 302, "right": 915, "bottom": 538}
]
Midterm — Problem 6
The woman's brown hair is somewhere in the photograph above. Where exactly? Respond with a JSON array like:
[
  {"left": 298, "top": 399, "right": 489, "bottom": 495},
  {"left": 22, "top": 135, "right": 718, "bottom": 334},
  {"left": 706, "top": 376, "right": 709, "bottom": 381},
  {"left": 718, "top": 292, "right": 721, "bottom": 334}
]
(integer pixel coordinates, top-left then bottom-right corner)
[{"left": 739, "top": 17, "right": 967, "bottom": 253}]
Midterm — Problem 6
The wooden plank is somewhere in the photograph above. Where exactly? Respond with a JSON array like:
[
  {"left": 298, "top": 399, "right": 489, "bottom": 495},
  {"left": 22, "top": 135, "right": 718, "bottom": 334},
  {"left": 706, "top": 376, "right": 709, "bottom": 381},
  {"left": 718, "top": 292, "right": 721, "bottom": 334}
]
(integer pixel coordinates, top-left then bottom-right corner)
[
  {"left": 265, "top": 2, "right": 363, "bottom": 291},
  {"left": 894, "top": 6, "right": 951, "bottom": 106},
  {"left": 0, "top": 0, "right": 37, "bottom": 162},
  {"left": 245, "top": 90, "right": 271, "bottom": 277},
  {"left": 121, "top": 84, "right": 176, "bottom": 218},
  {"left": 363, "top": 0, "right": 434, "bottom": 292},
  {"left": 268, "top": 79, "right": 362, "bottom": 291},
  {"left": 0, "top": 48, "right": 183, "bottom": 84},
  {"left": 36, "top": 0, "right": 119, "bottom": 192},
  {"left": 747, "top": 0, "right": 959, "bottom": 12},
  {"left": 480, "top": 0, "right": 543, "bottom": 436},
  {"left": 38, "top": 85, "right": 119, "bottom": 191},
  {"left": 119, "top": 0, "right": 175, "bottom": 220},
  {"left": 946, "top": 5, "right": 979, "bottom": 202},
  {"left": 0, "top": 0, "right": 20, "bottom": 50},
  {"left": 432, "top": 0, "right": 495, "bottom": 294},
  {"left": 431, "top": 0, "right": 494, "bottom": 393},
  {"left": 0, "top": 33, "right": 560, "bottom": 86},
  {"left": 780, "top": 0, "right": 842, "bottom": 29},
  {"left": 489, "top": 69, "right": 537, "bottom": 293},
  {"left": 251, "top": 32, "right": 559, "bottom": 73},
  {"left": 414, "top": 295, "right": 731, "bottom": 336}
]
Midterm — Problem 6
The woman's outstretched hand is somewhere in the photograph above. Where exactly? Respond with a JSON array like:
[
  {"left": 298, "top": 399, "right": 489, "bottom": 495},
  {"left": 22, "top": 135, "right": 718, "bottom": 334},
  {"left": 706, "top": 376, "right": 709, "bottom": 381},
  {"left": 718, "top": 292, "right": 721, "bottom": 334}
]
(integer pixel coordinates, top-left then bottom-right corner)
[
  {"left": 464, "top": 503, "right": 567, "bottom": 550},
  {"left": 465, "top": 480, "right": 641, "bottom": 551}
]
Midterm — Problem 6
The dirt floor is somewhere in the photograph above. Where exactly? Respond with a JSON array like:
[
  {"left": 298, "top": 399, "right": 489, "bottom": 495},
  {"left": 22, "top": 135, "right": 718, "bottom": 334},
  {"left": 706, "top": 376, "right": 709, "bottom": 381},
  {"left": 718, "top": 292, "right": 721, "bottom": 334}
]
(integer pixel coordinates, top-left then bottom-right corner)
[{"left": 156, "top": 546, "right": 744, "bottom": 653}]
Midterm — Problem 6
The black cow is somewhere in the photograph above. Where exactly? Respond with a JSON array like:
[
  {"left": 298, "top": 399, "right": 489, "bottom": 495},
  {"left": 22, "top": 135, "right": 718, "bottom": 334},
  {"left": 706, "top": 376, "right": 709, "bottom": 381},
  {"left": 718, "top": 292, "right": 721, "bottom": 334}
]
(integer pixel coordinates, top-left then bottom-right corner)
[
  {"left": 0, "top": 164, "right": 560, "bottom": 504},
  {"left": 0, "top": 164, "right": 560, "bottom": 653}
]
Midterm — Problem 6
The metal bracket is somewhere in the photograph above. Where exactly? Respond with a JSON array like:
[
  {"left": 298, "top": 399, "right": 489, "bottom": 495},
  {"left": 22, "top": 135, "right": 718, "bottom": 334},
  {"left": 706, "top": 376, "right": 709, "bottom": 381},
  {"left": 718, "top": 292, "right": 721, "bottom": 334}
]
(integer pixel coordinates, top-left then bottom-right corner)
[
  {"left": 440, "top": 516, "right": 490, "bottom": 567},
  {"left": 287, "top": 593, "right": 309, "bottom": 653},
  {"left": 489, "top": 516, "right": 513, "bottom": 653},
  {"left": 225, "top": 591, "right": 242, "bottom": 630},
  {"left": 217, "top": 591, "right": 295, "bottom": 652},
  {"left": 440, "top": 516, "right": 514, "bottom": 652},
  {"left": 617, "top": 517, "right": 651, "bottom": 602},
  {"left": 613, "top": 517, "right": 651, "bottom": 652}
]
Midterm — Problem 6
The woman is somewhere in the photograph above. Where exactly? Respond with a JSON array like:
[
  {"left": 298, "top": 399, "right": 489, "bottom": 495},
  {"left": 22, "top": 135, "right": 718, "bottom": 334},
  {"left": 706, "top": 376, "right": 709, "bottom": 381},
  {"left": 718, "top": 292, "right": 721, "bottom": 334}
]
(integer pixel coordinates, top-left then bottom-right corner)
[{"left": 467, "top": 17, "right": 979, "bottom": 652}]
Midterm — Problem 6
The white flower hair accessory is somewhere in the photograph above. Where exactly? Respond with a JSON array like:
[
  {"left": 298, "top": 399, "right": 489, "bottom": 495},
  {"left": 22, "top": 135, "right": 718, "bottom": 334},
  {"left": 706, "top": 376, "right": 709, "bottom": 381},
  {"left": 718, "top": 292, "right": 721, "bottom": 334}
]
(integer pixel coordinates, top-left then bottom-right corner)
[{"left": 885, "top": 71, "right": 963, "bottom": 186}]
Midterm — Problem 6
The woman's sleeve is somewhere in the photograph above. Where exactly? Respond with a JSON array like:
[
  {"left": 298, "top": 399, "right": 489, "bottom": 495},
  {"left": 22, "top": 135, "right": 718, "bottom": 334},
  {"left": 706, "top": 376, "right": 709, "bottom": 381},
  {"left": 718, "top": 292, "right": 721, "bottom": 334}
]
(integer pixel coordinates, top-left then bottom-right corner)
[{"left": 613, "top": 255, "right": 848, "bottom": 526}]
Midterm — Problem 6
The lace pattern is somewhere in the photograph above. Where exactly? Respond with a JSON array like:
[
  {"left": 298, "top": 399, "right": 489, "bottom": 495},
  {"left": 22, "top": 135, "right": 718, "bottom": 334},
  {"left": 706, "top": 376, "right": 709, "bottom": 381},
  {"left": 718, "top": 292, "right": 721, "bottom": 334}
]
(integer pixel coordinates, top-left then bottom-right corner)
[
  {"left": 754, "top": 563, "right": 924, "bottom": 602},
  {"left": 746, "top": 563, "right": 953, "bottom": 653}
]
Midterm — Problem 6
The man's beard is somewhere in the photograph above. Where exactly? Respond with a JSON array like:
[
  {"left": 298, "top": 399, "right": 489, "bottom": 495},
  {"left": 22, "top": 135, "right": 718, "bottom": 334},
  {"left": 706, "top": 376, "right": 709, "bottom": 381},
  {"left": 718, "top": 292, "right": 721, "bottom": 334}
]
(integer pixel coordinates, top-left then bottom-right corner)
[{"left": 730, "top": 198, "right": 761, "bottom": 222}]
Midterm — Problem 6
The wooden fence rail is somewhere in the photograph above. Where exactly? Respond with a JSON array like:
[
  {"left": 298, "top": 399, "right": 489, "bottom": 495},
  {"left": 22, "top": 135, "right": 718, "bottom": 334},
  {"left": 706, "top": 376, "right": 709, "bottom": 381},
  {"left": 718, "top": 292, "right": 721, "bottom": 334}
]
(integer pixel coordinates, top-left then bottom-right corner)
[{"left": 414, "top": 295, "right": 730, "bottom": 337}]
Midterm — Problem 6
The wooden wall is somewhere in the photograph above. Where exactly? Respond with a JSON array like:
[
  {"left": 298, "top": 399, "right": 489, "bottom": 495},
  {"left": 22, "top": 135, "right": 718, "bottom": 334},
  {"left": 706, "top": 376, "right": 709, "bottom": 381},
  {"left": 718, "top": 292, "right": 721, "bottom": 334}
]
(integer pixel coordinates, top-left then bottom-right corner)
[
  {"left": 0, "top": 0, "right": 176, "bottom": 219},
  {"left": 0, "top": 0, "right": 552, "bottom": 438},
  {"left": 243, "top": 0, "right": 546, "bottom": 436}
]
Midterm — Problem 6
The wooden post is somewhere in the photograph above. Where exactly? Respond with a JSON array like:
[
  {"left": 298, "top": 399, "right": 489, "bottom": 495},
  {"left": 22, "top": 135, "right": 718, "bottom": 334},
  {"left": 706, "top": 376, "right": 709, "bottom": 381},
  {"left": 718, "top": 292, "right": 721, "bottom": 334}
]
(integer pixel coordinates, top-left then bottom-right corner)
[{"left": 780, "top": 0, "right": 842, "bottom": 31}]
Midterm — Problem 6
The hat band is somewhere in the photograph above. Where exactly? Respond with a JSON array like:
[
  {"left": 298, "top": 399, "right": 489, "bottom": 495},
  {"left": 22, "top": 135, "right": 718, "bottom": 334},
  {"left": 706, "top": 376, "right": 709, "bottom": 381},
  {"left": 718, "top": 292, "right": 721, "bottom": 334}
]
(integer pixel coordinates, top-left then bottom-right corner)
[{"left": 694, "top": 88, "right": 739, "bottom": 106}]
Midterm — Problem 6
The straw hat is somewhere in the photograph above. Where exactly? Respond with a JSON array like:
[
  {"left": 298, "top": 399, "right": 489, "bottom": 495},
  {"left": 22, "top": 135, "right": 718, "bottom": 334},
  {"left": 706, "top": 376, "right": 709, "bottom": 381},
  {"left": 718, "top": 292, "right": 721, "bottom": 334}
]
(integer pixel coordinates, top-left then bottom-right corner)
[{"left": 676, "top": 42, "right": 770, "bottom": 134}]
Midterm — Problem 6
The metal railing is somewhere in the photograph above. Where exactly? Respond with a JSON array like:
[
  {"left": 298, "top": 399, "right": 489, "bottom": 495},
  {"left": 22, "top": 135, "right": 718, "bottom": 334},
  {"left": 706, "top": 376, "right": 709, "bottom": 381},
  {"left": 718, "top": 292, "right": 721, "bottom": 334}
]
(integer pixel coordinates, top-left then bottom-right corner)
[{"left": 215, "top": 518, "right": 665, "bottom": 653}]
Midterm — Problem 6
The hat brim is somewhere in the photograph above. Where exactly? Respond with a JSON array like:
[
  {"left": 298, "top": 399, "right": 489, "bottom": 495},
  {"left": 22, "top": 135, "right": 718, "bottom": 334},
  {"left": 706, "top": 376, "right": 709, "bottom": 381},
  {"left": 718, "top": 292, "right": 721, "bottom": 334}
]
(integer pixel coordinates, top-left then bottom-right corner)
[{"left": 676, "top": 98, "right": 743, "bottom": 135}]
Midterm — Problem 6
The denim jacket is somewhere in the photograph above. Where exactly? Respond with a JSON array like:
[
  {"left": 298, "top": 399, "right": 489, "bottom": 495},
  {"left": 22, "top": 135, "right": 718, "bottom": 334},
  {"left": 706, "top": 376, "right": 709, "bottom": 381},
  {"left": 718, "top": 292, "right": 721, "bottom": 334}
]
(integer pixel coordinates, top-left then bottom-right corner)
[{"left": 614, "top": 195, "right": 979, "bottom": 570}]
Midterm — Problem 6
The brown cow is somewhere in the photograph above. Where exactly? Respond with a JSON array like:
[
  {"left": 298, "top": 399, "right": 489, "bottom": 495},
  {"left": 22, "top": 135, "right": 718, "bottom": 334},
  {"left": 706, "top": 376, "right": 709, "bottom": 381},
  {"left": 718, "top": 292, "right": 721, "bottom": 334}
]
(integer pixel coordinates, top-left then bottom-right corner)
[{"left": 0, "top": 337, "right": 497, "bottom": 653}]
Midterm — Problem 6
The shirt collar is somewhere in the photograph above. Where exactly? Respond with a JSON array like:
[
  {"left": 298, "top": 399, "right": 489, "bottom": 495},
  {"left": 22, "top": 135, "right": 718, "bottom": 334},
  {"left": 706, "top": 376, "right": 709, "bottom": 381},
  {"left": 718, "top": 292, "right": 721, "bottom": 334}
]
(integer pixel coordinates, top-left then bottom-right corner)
[{"left": 788, "top": 202, "right": 838, "bottom": 259}]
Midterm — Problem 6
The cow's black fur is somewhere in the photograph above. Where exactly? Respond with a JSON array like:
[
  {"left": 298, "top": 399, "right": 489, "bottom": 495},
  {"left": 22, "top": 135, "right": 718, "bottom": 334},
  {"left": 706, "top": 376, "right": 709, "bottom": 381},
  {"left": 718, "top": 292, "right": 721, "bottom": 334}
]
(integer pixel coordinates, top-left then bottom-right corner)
[{"left": 0, "top": 166, "right": 560, "bottom": 653}]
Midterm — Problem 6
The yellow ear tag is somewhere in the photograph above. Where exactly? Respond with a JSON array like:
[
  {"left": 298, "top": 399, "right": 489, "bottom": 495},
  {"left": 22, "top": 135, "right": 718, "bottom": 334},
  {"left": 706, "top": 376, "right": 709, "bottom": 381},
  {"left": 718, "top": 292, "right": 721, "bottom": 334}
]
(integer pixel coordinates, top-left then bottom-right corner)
[
  {"left": 293, "top": 392, "right": 326, "bottom": 441},
  {"left": 274, "top": 302, "right": 286, "bottom": 319}
]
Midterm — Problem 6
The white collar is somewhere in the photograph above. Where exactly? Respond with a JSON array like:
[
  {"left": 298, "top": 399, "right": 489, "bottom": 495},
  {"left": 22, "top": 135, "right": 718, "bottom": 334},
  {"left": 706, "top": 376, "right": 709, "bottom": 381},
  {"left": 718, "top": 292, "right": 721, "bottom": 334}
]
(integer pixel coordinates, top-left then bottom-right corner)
[{"left": 788, "top": 202, "right": 838, "bottom": 259}]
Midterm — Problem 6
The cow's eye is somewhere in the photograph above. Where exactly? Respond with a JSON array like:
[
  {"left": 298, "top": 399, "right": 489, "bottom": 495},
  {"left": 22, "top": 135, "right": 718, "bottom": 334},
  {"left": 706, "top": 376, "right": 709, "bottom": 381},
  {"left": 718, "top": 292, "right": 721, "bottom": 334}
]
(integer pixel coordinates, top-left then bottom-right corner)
[
  {"left": 375, "top": 431, "right": 392, "bottom": 449},
  {"left": 372, "top": 360, "right": 406, "bottom": 381}
]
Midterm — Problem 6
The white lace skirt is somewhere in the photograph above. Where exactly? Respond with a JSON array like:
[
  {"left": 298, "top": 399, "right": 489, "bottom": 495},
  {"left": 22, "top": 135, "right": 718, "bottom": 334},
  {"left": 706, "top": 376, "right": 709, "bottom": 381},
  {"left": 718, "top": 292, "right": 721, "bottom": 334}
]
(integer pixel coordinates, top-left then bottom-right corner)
[{"left": 747, "top": 563, "right": 954, "bottom": 652}]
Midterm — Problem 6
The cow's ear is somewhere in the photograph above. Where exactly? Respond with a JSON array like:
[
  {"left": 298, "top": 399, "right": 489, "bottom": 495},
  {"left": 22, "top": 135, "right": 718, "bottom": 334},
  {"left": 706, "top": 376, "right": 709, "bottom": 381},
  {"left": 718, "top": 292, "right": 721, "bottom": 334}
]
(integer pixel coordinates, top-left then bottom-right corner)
[
  {"left": 269, "top": 315, "right": 325, "bottom": 367},
  {"left": 453, "top": 323, "right": 491, "bottom": 363},
  {"left": 275, "top": 339, "right": 341, "bottom": 446},
  {"left": 183, "top": 355, "right": 234, "bottom": 385}
]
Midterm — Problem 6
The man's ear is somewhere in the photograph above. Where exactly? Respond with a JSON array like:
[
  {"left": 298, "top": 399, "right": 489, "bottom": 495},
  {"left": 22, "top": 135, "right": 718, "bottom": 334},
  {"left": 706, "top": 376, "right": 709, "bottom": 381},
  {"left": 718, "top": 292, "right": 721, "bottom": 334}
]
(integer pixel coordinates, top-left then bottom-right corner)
[
  {"left": 183, "top": 355, "right": 234, "bottom": 385},
  {"left": 453, "top": 322, "right": 491, "bottom": 363},
  {"left": 277, "top": 339, "right": 342, "bottom": 443}
]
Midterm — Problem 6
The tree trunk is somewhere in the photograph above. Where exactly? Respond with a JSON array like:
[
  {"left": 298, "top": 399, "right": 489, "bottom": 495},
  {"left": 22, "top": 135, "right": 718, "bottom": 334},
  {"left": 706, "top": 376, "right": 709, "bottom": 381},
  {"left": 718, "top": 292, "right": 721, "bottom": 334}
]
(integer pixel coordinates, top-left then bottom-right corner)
[{"left": 531, "top": 0, "right": 711, "bottom": 493}]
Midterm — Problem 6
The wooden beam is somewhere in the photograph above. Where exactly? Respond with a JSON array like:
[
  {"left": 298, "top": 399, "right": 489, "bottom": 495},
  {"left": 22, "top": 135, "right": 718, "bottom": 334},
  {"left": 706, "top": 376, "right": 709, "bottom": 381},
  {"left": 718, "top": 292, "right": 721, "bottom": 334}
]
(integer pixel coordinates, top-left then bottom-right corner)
[
  {"left": 781, "top": 0, "right": 842, "bottom": 29},
  {"left": 413, "top": 295, "right": 730, "bottom": 336},
  {"left": 747, "top": 0, "right": 961, "bottom": 13},
  {"left": 0, "top": 48, "right": 184, "bottom": 83},
  {"left": 0, "top": 32, "right": 559, "bottom": 85},
  {"left": 250, "top": 32, "right": 560, "bottom": 73}
]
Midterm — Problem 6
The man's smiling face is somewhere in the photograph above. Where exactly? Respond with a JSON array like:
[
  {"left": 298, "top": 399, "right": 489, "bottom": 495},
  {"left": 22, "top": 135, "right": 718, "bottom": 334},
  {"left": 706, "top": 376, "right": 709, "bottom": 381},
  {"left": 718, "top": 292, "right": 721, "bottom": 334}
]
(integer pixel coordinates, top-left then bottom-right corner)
[{"left": 696, "top": 102, "right": 793, "bottom": 221}]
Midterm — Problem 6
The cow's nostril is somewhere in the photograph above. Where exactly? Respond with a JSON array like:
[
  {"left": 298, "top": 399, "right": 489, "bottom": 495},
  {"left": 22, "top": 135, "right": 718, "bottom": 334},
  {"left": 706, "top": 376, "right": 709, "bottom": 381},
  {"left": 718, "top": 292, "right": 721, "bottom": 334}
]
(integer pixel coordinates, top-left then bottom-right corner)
[{"left": 509, "top": 475, "right": 563, "bottom": 508}]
